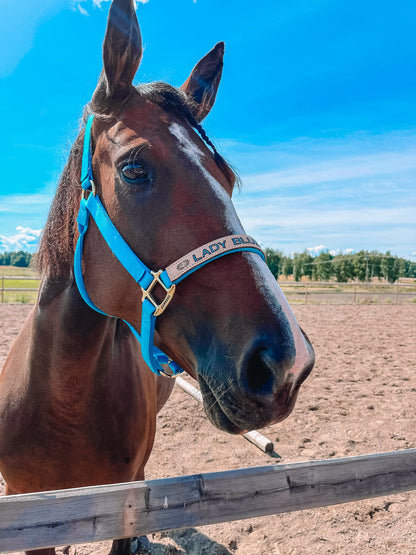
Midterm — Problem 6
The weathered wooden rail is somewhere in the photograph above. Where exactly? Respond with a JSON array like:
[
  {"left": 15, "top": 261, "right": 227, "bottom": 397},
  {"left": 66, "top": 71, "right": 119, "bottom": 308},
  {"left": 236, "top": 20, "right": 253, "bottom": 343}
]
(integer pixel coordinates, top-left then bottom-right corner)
[
  {"left": 0, "top": 449, "right": 415, "bottom": 553},
  {"left": 0, "top": 275, "right": 40, "bottom": 303}
]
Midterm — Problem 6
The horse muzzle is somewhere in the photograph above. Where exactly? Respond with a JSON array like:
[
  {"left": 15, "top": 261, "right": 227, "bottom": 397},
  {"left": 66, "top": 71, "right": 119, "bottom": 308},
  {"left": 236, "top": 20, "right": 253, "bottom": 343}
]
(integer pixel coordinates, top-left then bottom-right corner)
[{"left": 196, "top": 333, "right": 315, "bottom": 434}]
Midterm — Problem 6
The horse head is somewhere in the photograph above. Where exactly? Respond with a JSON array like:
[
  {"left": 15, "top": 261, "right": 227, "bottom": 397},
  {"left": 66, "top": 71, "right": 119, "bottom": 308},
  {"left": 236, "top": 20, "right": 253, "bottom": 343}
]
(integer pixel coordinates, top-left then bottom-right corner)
[{"left": 48, "top": 0, "right": 315, "bottom": 434}]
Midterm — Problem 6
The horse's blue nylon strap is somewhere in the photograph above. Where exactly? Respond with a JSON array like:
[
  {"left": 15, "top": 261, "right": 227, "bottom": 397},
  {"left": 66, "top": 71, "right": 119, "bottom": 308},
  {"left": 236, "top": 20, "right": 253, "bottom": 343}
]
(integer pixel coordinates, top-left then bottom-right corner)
[
  {"left": 80, "top": 115, "right": 94, "bottom": 186},
  {"left": 75, "top": 114, "right": 265, "bottom": 377},
  {"left": 74, "top": 207, "right": 105, "bottom": 316},
  {"left": 74, "top": 197, "right": 173, "bottom": 375},
  {"left": 84, "top": 193, "right": 154, "bottom": 289}
]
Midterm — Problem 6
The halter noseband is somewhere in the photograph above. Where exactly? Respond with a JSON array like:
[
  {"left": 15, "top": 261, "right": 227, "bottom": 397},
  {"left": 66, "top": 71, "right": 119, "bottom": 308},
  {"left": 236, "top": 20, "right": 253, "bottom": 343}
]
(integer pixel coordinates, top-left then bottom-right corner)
[{"left": 74, "top": 115, "right": 265, "bottom": 377}]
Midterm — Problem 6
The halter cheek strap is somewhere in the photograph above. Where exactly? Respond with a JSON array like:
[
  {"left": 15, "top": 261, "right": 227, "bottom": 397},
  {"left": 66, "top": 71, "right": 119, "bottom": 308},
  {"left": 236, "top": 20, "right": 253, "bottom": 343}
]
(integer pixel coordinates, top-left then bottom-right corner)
[{"left": 74, "top": 115, "right": 265, "bottom": 377}]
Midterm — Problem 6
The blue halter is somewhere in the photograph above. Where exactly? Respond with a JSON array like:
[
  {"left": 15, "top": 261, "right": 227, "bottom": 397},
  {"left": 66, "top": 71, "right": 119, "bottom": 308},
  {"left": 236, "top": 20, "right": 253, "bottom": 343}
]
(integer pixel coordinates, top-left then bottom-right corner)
[{"left": 74, "top": 115, "right": 265, "bottom": 377}]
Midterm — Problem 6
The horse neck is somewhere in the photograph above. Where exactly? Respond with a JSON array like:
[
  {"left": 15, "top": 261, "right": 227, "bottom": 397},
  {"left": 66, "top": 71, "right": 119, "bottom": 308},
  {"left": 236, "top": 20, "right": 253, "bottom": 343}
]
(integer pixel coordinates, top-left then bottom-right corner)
[{"left": 30, "top": 274, "right": 120, "bottom": 392}]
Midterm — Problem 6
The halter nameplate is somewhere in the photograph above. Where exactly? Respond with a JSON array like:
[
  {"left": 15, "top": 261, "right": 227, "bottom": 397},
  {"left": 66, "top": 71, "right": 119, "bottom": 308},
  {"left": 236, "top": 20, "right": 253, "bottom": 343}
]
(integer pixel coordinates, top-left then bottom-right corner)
[
  {"left": 166, "top": 234, "right": 263, "bottom": 283},
  {"left": 74, "top": 115, "right": 265, "bottom": 377}
]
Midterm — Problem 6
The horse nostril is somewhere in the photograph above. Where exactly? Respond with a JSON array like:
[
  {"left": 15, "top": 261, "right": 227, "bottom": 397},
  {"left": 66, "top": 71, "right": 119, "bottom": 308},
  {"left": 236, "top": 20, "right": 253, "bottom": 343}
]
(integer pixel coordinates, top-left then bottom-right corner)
[{"left": 244, "top": 348, "right": 275, "bottom": 395}]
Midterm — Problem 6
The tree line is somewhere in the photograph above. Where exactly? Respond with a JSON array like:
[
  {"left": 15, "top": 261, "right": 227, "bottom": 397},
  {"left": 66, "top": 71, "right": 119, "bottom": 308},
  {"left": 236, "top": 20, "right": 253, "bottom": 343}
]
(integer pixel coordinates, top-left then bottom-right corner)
[
  {"left": 265, "top": 249, "right": 416, "bottom": 283},
  {"left": 0, "top": 251, "right": 33, "bottom": 268}
]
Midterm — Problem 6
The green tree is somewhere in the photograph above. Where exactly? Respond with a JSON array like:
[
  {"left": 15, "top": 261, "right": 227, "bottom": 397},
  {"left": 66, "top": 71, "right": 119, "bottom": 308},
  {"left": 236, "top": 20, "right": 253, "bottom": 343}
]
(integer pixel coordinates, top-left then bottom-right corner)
[
  {"left": 332, "top": 255, "right": 355, "bottom": 282},
  {"left": 353, "top": 251, "right": 369, "bottom": 282},
  {"left": 10, "top": 251, "right": 30, "bottom": 267},
  {"left": 404, "top": 260, "right": 416, "bottom": 278},
  {"left": 380, "top": 252, "right": 391, "bottom": 282},
  {"left": 14, "top": 254, "right": 28, "bottom": 267},
  {"left": 380, "top": 252, "right": 400, "bottom": 283},
  {"left": 281, "top": 256, "right": 293, "bottom": 278},
  {"left": 368, "top": 251, "right": 382, "bottom": 280},
  {"left": 264, "top": 248, "right": 283, "bottom": 279},
  {"left": 293, "top": 251, "right": 313, "bottom": 281},
  {"left": 395, "top": 257, "right": 406, "bottom": 280},
  {"left": 1, "top": 252, "right": 12, "bottom": 266},
  {"left": 312, "top": 251, "right": 333, "bottom": 281},
  {"left": 260, "top": 247, "right": 415, "bottom": 283}
]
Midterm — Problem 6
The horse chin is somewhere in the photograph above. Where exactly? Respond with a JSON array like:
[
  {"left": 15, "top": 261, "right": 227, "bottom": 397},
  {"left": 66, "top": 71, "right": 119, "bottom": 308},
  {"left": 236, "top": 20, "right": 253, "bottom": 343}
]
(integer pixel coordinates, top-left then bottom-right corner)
[
  {"left": 203, "top": 395, "right": 298, "bottom": 435},
  {"left": 205, "top": 405, "right": 245, "bottom": 435},
  {"left": 195, "top": 375, "right": 241, "bottom": 434},
  {"left": 198, "top": 374, "right": 302, "bottom": 435}
]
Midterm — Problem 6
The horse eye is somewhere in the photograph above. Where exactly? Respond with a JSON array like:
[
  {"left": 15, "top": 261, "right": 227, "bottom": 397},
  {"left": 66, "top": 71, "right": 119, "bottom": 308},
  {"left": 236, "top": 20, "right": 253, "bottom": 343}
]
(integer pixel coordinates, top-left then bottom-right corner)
[{"left": 121, "top": 163, "right": 151, "bottom": 185}]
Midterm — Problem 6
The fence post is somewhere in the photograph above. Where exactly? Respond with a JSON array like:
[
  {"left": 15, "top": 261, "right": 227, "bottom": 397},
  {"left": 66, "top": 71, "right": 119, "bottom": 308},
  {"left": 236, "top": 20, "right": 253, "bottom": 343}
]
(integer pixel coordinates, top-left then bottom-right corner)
[
  {"left": 305, "top": 283, "right": 308, "bottom": 304},
  {"left": 1, "top": 276, "right": 3, "bottom": 303},
  {"left": 395, "top": 282, "right": 399, "bottom": 305},
  {"left": 353, "top": 282, "right": 357, "bottom": 304}
]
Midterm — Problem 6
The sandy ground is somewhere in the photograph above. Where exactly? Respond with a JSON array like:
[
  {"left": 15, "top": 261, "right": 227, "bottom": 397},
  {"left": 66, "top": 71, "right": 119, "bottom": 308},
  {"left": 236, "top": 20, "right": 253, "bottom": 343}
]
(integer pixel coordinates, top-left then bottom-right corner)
[{"left": 0, "top": 304, "right": 415, "bottom": 554}]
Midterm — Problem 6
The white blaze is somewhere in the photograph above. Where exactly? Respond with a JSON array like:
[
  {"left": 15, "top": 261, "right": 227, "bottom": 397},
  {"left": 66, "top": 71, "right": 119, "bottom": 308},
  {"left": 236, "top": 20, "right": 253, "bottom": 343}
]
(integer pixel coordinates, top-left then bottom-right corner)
[
  {"left": 168, "top": 122, "right": 243, "bottom": 231},
  {"left": 169, "top": 122, "right": 311, "bottom": 373}
]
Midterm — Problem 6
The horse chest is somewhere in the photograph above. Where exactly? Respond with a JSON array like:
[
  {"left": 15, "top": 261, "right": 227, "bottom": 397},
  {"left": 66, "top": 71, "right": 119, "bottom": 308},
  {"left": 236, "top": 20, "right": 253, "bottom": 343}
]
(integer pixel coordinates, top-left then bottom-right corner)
[{"left": 0, "top": 345, "right": 159, "bottom": 492}]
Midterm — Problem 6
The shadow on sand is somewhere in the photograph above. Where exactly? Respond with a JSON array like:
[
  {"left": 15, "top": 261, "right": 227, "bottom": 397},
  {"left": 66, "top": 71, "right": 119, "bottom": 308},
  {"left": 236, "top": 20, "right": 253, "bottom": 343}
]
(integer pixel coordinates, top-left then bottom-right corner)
[{"left": 135, "top": 528, "right": 233, "bottom": 554}]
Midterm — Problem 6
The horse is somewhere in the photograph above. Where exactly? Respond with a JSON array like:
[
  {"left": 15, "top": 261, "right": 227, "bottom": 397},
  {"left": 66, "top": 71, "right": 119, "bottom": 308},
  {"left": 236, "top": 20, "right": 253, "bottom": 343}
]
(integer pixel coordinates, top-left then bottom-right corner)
[{"left": 0, "top": 1, "right": 314, "bottom": 554}]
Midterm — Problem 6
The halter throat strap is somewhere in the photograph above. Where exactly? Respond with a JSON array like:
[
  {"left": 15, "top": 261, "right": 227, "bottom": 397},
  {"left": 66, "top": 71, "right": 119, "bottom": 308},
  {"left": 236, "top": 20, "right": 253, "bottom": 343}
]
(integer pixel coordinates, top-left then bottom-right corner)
[{"left": 74, "top": 115, "right": 265, "bottom": 377}]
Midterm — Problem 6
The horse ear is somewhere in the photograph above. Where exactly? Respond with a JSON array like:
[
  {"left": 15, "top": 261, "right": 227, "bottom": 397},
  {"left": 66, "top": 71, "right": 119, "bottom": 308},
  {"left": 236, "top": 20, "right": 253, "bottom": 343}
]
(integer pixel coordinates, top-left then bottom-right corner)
[
  {"left": 180, "top": 42, "right": 225, "bottom": 122},
  {"left": 92, "top": 0, "right": 142, "bottom": 114}
]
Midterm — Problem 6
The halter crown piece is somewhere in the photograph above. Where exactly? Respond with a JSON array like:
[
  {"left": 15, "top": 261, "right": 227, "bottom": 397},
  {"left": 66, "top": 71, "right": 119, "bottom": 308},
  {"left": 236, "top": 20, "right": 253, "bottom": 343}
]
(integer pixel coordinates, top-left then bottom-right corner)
[{"left": 74, "top": 115, "right": 266, "bottom": 377}]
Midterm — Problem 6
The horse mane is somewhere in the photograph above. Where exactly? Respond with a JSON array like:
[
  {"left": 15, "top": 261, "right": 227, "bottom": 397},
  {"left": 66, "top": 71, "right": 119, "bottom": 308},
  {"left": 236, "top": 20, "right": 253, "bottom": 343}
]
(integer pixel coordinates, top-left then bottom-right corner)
[
  {"left": 36, "top": 82, "right": 239, "bottom": 279},
  {"left": 35, "top": 130, "right": 84, "bottom": 280}
]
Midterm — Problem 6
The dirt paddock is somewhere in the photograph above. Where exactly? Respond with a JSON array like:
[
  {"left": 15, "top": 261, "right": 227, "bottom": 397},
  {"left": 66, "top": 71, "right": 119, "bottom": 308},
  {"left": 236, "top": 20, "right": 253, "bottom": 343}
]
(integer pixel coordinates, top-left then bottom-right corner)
[{"left": 0, "top": 304, "right": 415, "bottom": 554}]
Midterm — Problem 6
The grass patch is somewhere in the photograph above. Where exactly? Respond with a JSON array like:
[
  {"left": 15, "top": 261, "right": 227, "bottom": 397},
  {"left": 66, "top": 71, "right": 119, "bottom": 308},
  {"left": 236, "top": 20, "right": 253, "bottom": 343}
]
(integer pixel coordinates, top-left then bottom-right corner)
[
  {"left": 2, "top": 278, "right": 40, "bottom": 289},
  {"left": 2, "top": 291, "right": 38, "bottom": 303},
  {"left": 0, "top": 265, "right": 39, "bottom": 278}
]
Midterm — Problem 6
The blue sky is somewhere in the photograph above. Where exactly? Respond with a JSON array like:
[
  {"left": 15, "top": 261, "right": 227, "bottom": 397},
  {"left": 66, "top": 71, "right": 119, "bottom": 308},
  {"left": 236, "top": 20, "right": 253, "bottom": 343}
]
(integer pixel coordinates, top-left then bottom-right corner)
[{"left": 0, "top": 0, "right": 415, "bottom": 259}]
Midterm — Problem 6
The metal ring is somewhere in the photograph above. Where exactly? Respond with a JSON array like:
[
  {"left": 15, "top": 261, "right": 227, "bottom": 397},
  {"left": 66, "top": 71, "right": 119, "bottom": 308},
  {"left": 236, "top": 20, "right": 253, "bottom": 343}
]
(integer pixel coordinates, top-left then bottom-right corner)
[{"left": 158, "top": 367, "right": 178, "bottom": 378}]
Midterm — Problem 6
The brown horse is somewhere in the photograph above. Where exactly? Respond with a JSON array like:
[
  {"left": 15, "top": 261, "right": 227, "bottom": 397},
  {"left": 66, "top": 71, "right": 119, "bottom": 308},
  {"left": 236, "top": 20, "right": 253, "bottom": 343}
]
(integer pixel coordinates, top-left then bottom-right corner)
[{"left": 0, "top": 1, "right": 314, "bottom": 553}]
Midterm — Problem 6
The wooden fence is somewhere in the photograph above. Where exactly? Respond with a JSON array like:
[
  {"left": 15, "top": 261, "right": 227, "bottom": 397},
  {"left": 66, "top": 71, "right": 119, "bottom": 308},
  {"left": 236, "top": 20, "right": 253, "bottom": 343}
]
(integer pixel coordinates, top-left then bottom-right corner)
[
  {"left": 1, "top": 277, "right": 415, "bottom": 304},
  {"left": 0, "top": 276, "right": 40, "bottom": 303},
  {"left": 278, "top": 280, "right": 416, "bottom": 304},
  {"left": 0, "top": 449, "right": 415, "bottom": 553}
]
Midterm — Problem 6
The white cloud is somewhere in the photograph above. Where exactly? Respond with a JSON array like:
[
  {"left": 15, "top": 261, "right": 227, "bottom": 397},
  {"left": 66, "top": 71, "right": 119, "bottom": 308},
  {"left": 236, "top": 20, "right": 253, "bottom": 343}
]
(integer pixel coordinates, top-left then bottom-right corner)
[
  {"left": 73, "top": 0, "right": 149, "bottom": 16},
  {"left": 329, "top": 248, "right": 356, "bottom": 256},
  {"left": 242, "top": 148, "right": 416, "bottom": 193},
  {"left": 234, "top": 193, "right": 416, "bottom": 256},
  {"left": 83, "top": 0, "right": 149, "bottom": 8},
  {"left": 225, "top": 130, "right": 416, "bottom": 258},
  {"left": 0, "top": 193, "right": 51, "bottom": 252},
  {"left": 0, "top": 227, "right": 42, "bottom": 253},
  {"left": 236, "top": 204, "right": 415, "bottom": 234},
  {"left": 77, "top": 4, "right": 89, "bottom": 16},
  {"left": 307, "top": 245, "right": 326, "bottom": 255}
]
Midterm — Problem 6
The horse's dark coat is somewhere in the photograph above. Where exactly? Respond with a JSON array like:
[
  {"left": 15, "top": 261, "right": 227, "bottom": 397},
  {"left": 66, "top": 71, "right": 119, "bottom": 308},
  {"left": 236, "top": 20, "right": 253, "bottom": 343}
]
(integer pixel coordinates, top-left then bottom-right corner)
[{"left": 0, "top": 2, "right": 314, "bottom": 554}]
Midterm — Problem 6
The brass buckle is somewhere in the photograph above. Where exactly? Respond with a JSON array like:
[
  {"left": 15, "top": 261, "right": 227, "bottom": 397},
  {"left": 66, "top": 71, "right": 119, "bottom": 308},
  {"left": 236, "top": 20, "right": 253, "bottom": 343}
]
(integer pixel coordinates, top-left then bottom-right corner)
[
  {"left": 159, "top": 362, "right": 178, "bottom": 378},
  {"left": 142, "top": 270, "right": 176, "bottom": 316},
  {"left": 82, "top": 179, "right": 96, "bottom": 199}
]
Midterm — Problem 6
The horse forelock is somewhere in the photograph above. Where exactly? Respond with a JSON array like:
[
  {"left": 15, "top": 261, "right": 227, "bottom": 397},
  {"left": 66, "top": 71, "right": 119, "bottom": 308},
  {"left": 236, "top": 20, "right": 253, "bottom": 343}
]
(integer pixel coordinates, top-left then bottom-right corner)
[{"left": 36, "top": 82, "right": 239, "bottom": 279}]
